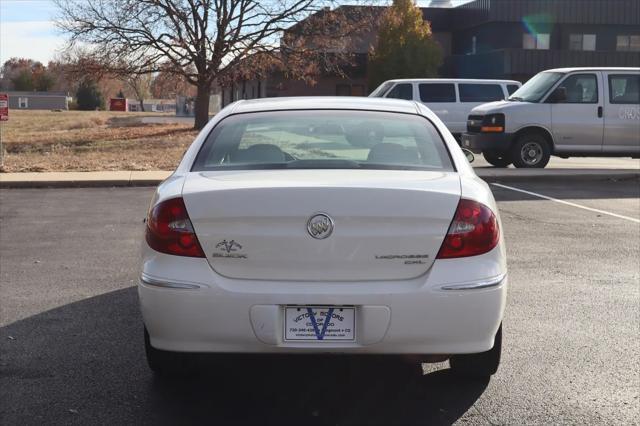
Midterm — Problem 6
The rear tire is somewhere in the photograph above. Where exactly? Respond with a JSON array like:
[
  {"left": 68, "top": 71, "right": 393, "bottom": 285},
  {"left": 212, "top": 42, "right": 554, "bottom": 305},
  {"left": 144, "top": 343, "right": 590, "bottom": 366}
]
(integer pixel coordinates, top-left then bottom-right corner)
[
  {"left": 483, "top": 151, "right": 512, "bottom": 168},
  {"left": 450, "top": 324, "right": 502, "bottom": 379},
  {"left": 511, "top": 132, "right": 551, "bottom": 168},
  {"left": 144, "top": 326, "right": 198, "bottom": 378}
]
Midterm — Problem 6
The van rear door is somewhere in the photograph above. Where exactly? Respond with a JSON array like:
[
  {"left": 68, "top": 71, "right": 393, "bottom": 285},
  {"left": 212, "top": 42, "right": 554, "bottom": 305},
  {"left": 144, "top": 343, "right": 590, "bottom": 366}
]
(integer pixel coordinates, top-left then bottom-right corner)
[
  {"left": 602, "top": 72, "right": 640, "bottom": 156},
  {"left": 549, "top": 72, "right": 604, "bottom": 153}
]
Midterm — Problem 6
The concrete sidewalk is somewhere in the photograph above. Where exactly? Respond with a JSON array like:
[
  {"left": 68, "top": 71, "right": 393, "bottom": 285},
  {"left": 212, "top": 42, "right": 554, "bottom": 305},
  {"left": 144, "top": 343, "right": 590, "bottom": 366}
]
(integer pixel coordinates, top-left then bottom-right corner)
[{"left": 1, "top": 167, "right": 639, "bottom": 188}]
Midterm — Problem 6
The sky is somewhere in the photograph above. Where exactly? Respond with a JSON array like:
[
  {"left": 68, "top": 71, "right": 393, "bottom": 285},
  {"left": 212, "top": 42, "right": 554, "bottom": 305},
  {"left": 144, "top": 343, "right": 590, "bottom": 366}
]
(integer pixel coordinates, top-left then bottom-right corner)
[
  {"left": 0, "top": 0, "right": 472, "bottom": 65},
  {"left": 0, "top": 0, "right": 63, "bottom": 64}
]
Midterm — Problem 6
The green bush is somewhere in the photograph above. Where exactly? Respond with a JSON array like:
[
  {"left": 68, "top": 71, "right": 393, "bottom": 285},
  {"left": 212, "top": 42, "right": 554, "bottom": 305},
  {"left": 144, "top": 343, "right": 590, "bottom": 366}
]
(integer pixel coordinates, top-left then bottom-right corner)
[{"left": 76, "top": 80, "right": 104, "bottom": 111}]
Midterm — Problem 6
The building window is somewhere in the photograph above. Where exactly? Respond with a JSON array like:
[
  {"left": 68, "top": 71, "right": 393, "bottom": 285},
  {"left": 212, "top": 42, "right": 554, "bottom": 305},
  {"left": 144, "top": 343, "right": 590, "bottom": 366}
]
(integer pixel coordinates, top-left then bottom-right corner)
[
  {"left": 336, "top": 84, "right": 351, "bottom": 96},
  {"left": 570, "top": 34, "right": 596, "bottom": 51},
  {"left": 617, "top": 35, "right": 640, "bottom": 52},
  {"left": 523, "top": 33, "right": 550, "bottom": 50},
  {"left": 351, "top": 85, "right": 365, "bottom": 96},
  {"left": 18, "top": 97, "right": 28, "bottom": 108},
  {"left": 336, "top": 84, "right": 365, "bottom": 97}
]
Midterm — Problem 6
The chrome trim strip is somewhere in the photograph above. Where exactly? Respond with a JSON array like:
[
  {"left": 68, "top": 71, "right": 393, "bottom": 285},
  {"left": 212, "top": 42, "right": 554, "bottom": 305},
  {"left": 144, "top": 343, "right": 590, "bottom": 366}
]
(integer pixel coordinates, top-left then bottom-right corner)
[
  {"left": 440, "top": 273, "right": 506, "bottom": 291},
  {"left": 140, "top": 273, "right": 202, "bottom": 290}
]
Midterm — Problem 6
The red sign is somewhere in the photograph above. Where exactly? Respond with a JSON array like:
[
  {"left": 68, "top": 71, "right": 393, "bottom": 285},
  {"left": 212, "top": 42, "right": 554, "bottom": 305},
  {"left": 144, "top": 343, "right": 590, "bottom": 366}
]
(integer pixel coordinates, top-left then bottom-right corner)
[
  {"left": 0, "top": 93, "right": 8, "bottom": 121},
  {"left": 109, "top": 98, "right": 127, "bottom": 112}
]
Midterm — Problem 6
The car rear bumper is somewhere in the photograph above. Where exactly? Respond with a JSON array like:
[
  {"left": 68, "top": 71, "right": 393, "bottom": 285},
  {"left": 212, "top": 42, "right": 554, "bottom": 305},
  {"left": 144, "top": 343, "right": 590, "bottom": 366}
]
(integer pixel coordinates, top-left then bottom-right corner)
[
  {"left": 139, "top": 247, "right": 507, "bottom": 355},
  {"left": 461, "top": 132, "right": 513, "bottom": 154}
]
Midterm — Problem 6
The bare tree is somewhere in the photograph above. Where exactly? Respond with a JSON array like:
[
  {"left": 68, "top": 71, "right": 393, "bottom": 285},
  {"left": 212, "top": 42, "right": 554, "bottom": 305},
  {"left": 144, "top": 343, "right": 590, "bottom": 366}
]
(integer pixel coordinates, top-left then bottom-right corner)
[
  {"left": 55, "top": 0, "right": 376, "bottom": 129},
  {"left": 151, "top": 64, "right": 195, "bottom": 99},
  {"left": 123, "top": 74, "right": 153, "bottom": 111}
]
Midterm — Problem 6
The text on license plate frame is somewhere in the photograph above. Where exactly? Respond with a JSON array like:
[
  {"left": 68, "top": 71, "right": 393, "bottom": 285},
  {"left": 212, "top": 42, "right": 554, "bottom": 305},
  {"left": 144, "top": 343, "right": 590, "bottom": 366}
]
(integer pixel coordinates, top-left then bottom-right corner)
[{"left": 284, "top": 305, "right": 356, "bottom": 342}]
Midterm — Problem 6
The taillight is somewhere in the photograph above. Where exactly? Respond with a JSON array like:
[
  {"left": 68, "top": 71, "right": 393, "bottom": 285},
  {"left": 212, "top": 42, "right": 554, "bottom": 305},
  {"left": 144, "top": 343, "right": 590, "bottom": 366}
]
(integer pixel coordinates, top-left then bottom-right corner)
[
  {"left": 437, "top": 199, "right": 499, "bottom": 259},
  {"left": 145, "top": 197, "right": 205, "bottom": 258}
]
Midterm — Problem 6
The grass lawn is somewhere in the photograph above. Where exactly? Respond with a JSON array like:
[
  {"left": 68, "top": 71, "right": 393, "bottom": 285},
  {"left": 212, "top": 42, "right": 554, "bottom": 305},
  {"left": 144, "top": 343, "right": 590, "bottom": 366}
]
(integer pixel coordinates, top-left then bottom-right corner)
[{"left": 0, "top": 110, "right": 198, "bottom": 172}]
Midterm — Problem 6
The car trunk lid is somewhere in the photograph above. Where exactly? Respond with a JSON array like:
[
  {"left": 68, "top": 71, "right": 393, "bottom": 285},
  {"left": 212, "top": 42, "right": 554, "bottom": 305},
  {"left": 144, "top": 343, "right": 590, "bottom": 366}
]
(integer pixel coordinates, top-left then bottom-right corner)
[{"left": 182, "top": 170, "right": 460, "bottom": 281}]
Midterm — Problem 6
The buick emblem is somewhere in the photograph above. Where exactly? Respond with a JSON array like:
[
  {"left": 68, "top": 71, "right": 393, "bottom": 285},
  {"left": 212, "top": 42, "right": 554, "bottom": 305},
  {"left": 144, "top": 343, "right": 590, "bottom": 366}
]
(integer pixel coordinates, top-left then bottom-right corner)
[{"left": 307, "top": 213, "right": 334, "bottom": 239}]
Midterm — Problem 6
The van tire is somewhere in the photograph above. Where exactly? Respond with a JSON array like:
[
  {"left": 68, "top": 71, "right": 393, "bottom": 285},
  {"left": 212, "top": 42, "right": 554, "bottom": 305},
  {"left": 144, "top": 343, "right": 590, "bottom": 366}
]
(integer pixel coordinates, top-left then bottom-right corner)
[
  {"left": 483, "top": 151, "right": 512, "bottom": 168},
  {"left": 511, "top": 133, "right": 551, "bottom": 168},
  {"left": 450, "top": 324, "right": 502, "bottom": 379}
]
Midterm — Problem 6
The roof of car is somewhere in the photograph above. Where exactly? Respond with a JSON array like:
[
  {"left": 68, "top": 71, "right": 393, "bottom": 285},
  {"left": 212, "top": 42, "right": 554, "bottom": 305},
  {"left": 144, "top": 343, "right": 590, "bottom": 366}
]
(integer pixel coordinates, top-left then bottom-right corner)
[
  {"left": 544, "top": 67, "right": 640, "bottom": 73},
  {"left": 381, "top": 78, "right": 521, "bottom": 84},
  {"left": 230, "top": 96, "right": 421, "bottom": 114}
]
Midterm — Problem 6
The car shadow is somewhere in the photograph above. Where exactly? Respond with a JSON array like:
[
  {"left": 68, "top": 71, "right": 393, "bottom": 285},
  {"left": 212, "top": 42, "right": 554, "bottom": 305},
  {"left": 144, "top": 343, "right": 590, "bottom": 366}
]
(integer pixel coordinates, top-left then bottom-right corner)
[{"left": 0, "top": 287, "right": 488, "bottom": 425}]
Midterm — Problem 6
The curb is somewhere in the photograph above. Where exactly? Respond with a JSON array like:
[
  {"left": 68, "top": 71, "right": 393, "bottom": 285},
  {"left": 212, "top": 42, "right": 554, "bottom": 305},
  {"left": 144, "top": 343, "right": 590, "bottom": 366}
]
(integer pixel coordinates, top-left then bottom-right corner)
[
  {"left": 1, "top": 170, "right": 638, "bottom": 189},
  {"left": 478, "top": 171, "right": 640, "bottom": 184},
  {"left": 0, "top": 171, "right": 172, "bottom": 189},
  {"left": 0, "top": 179, "right": 162, "bottom": 189}
]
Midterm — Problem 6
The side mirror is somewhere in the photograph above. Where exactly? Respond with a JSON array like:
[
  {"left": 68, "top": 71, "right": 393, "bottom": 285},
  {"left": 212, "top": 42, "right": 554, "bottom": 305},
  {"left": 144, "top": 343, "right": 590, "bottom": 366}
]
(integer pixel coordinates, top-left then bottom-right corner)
[
  {"left": 549, "top": 87, "right": 567, "bottom": 103},
  {"left": 462, "top": 148, "right": 475, "bottom": 163}
]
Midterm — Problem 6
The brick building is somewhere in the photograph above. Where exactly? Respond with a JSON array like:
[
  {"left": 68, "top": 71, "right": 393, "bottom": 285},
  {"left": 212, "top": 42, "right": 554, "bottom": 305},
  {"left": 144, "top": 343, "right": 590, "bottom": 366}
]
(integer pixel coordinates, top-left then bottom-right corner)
[{"left": 218, "top": 0, "right": 640, "bottom": 107}]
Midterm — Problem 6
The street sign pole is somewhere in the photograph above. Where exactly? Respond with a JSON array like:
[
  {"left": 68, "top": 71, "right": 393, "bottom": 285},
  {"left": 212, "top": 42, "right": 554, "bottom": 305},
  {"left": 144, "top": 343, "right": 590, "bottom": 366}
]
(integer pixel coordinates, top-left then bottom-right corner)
[{"left": 0, "top": 93, "right": 8, "bottom": 168}]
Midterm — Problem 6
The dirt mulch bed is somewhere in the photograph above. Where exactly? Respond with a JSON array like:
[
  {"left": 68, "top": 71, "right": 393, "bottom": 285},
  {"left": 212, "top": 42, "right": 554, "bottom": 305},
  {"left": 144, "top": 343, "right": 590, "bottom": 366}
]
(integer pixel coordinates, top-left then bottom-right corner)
[{"left": 1, "top": 111, "right": 198, "bottom": 172}]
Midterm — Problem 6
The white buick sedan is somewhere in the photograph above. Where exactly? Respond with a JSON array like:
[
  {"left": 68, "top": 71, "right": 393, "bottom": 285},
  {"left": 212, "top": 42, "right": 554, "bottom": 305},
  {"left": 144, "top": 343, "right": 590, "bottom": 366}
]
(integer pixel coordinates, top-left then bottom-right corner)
[{"left": 139, "top": 97, "right": 507, "bottom": 379}]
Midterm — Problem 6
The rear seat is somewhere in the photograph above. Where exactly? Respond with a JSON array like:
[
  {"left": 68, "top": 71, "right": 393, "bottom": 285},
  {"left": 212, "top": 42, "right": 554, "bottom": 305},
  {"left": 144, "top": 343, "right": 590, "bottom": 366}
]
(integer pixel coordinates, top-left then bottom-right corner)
[
  {"left": 232, "top": 144, "right": 285, "bottom": 163},
  {"left": 367, "top": 143, "right": 420, "bottom": 164}
]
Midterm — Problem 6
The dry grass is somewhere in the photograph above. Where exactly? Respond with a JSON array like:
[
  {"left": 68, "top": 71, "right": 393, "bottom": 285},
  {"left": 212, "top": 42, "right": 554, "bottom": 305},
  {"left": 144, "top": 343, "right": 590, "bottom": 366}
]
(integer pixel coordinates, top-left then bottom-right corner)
[{"left": 0, "top": 110, "right": 198, "bottom": 172}]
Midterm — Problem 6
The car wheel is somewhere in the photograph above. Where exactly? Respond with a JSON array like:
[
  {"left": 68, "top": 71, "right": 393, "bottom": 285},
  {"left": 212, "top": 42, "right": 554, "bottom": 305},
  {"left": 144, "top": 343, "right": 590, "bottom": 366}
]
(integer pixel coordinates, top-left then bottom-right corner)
[
  {"left": 144, "top": 326, "right": 198, "bottom": 378},
  {"left": 511, "top": 133, "right": 551, "bottom": 168},
  {"left": 449, "top": 324, "right": 502, "bottom": 379},
  {"left": 483, "top": 151, "right": 512, "bottom": 168}
]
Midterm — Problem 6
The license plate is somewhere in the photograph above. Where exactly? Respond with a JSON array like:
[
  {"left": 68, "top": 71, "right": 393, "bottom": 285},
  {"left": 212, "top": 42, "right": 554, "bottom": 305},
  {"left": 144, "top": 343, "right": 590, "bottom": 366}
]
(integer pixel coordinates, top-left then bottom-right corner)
[{"left": 284, "top": 306, "right": 355, "bottom": 341}]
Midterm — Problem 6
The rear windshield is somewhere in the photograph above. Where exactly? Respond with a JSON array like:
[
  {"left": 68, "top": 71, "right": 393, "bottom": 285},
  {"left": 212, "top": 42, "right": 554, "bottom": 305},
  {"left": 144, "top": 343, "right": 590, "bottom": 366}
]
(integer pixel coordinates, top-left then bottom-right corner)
[{"left": 192, "top": 110, "right": 453, "bottom": 172}]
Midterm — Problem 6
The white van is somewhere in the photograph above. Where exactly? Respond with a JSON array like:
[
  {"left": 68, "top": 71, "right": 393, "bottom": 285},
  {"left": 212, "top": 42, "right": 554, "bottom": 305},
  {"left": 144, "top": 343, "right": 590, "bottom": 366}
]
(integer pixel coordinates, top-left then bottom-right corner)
[
  {"left": 462, "top": 67, "right": 640, "bottom": 168},
  {"left": 369, "top": 78, "right": 521, "bottom": 138}
]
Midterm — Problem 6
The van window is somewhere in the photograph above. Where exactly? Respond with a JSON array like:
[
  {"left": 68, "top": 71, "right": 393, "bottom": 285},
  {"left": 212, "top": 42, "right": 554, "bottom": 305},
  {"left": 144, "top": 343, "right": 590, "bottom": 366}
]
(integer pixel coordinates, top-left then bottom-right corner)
[
  {"left": 557, "top": 74, "right": 598, "bottom": 103},
  {"left": 385, "top": 83, "right": 413, "bottom": 100},
  {"left": 419, "top": 83, "right": 456, "bottom": 102},
  {"left": 507, "top": 84, "right": 520, "bottom": 95},
  {"left": 369, "top": 81, "right": 394, "bottom": 97},
  {"left": 608, "top": 75, "right": 640, "bottom": 104},
  {"left": 510, "top": 72, "right": 563, "bottom": 102},
  {"left": 459, "top": 84, "right": 505, "bottom": 102}
]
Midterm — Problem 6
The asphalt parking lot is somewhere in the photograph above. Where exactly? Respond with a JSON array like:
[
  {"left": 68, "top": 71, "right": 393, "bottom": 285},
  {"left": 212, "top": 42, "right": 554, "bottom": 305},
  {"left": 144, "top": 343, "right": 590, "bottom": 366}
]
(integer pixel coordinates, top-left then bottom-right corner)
[{"left": 1, "top": 178, "right": 639, "bottom": 425}]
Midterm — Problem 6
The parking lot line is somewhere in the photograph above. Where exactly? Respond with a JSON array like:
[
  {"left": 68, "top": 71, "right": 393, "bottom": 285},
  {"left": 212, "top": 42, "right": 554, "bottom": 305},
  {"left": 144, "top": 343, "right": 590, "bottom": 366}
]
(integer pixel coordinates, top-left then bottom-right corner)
[{"left": 491, "top": 183, "right": 640, "bottom": 224}]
